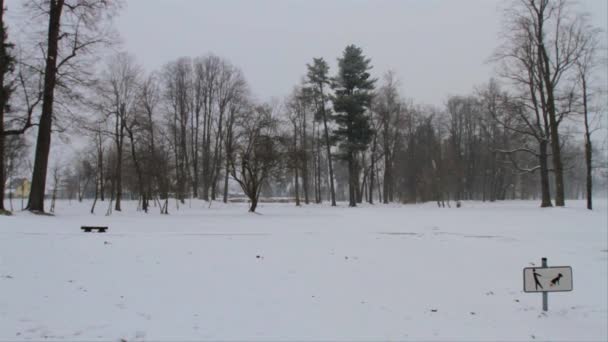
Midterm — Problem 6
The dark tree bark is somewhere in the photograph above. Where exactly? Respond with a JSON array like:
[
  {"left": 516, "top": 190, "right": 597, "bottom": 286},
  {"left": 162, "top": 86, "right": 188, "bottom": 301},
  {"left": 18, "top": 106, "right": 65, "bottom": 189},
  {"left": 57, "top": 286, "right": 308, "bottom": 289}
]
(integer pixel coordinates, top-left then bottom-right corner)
[
  {"left": 125, "top": 125, "right": 147, "bottom": 212},
  {"left": 301, "top": 106, "right": 310, "bottom": 205},
  {"left": 581, "top": 73, "right": 592, "bottom": 210},
  {"left": 538, "top": 140, "right": 552, "bottom": 208},
  {"left": 27, "top": 0, "right": 64, "bottom": 213},
  {"left": 0, "top": 0, "right": 13, "bottom": 213},
  {"left": 539, "top": 47, "right": 565, "bottom": 207},
  {"left": 293, "top": 122, "right": 300, "bottom": 206},
  {"left": 348, "top": 154, "right": 356, "bottom": 207},
  {"left": 223, "top": 108, "right": 236, "bottom": 203}
]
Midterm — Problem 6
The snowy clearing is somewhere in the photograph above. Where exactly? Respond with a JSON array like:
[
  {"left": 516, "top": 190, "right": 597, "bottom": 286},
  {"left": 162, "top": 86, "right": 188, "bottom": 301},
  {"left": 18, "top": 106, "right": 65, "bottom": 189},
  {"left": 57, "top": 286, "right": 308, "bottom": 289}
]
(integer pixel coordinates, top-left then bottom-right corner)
[{"left": 1, "top": 200, "right": 607, "bottom": 341}]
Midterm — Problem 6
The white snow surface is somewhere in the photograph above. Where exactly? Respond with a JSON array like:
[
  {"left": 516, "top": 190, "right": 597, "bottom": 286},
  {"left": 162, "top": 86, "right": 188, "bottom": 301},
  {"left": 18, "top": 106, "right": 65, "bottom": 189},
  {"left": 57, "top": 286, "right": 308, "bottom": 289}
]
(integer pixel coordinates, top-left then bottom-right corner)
[{"left": 0, "top": 199, "right": 607, "bottom": 341}]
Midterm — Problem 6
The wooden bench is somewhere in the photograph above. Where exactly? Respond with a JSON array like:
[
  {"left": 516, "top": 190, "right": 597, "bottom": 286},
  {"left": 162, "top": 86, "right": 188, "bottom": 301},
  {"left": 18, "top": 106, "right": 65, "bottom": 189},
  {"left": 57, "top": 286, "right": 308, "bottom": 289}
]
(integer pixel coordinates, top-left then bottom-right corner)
[{"left": 81, "top": 226, "right": 108, "bottom": 233}]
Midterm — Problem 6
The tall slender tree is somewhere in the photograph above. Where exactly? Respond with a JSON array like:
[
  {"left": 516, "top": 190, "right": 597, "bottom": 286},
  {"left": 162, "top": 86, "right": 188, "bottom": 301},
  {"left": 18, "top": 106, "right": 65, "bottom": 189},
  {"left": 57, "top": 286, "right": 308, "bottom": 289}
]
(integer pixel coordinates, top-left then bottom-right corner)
[
  {"left": 331, "top": 45, "right": 376, "bottom": 207},
  {"left": 575, "top": 25, "right": 601, "bottom": 210},
  {"left": 0, "top": 0, "right": 15, "bottom": 214},
  {"left": 307, "top": 57, "right": 336, "bottom": 206}
]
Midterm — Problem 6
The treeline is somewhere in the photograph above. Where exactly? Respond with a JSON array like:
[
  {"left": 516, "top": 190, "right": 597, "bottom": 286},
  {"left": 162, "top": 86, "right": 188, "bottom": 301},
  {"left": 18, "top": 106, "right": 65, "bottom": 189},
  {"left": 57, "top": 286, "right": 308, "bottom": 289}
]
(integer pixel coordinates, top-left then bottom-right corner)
[{"left": 1, "top": 0, "right": 606, "bottom": 214}]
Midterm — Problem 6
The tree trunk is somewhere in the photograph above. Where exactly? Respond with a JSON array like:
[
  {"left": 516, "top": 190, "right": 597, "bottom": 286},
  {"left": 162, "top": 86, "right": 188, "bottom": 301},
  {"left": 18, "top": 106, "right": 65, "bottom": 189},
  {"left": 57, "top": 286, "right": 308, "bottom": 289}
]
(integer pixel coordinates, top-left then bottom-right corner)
[
  {"left": 368, "top": 164, "right": 374, "bottom": 204},
  {"left": 300, "top": 110, "right": 310, "bottom": 204},
  {"left": 539, "top": 140, "right": 552, "bottom": 208},
  {"left": 348, "top": 153, "right": 356, "bottom": 207},
  {"left": 223, "top": 151, "right": 231, "bottom": 203},
  {"left": 249, "top": 197, "right": 258, "bottom": 213},
  {"left": 294, "top": 164, "right": 300, "bottom": 206},
  {"left": 585, "top": 140, "right": 592, "bottom": 210},
  {"left": 114, "top": 108, "right": 124, "bottom": 212},
  {"left": 0, "top": 133, "right": 4, "bottom": 213},
  {"left": 127, "top": 127, "right": 147, "bottom": 212},
  {"left": 27, "top": 0, "right": 64, "bottom": 213},
  {"left": 223, "top": 155, "right": 230, "bottom": 203},
  {"left": 383, "top": 158, "right": 390, "bottom": 204},
  {"left": 191, "top": 109, "right": 200, "bottom": 198},
  {"left": 293, "top": 124, "right": 300, "bottom": 206},
  {"left": 98, "top": 135, "right": 104, "bottom": 201},
  {"left": 547, "top": 95, "right": 565, "bottom": 207},
  {"left": 382, "top": 120, "right": 391, "bottom": 204},
  {"left": 321, "top": 103, "right": 336, "bottom": 206},
  {"left": 582, "top": 74, "right": 592, "bottom": 210},
  {"left": 0, "top": 0, "right": 7, "bottom": 213},
  {"left": 537, "top": 24, "right": 565, "bottom": 207},
  {"left": 301, "top": 125, "right": 309, "bottom": 205},
  {"left": 90, "top": 176, "right": 98, "bottom": 214},
  {"left": 316, "top": 128, "right": 322, "bottom": 204},
  {"left": 210, "top": 112, "right": 224, "bottom": 201},
  {"left": 312, "top": 121, "right": 319, "bottom": 204}
]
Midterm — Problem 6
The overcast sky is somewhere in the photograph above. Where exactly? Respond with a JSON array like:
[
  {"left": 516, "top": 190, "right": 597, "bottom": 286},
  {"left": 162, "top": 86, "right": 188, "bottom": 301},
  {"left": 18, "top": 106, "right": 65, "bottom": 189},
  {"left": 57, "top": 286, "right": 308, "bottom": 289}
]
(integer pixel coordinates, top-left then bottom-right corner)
[
  {"left": 108, "top": 0, "right": 607, "bottom": 105},
  {"left": 5, "top": 0, "right": 608, "bottom": 105}
]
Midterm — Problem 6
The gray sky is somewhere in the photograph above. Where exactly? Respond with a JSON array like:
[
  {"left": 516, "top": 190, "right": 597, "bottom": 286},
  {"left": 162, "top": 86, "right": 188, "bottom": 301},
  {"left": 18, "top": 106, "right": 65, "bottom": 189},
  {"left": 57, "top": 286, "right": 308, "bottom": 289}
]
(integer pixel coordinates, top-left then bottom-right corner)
[
  {"left": 4, "top": 0, "right": 607, "bottom": 105},
  {"left": 112, "top": 0, "right": 607, "bottom": 105}
]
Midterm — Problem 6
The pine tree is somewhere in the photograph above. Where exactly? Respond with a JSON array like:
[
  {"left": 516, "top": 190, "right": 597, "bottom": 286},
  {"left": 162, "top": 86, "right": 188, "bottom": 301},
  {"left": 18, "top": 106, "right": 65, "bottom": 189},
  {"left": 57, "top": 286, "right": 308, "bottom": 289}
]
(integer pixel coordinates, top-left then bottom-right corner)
[
  {"left": 0, "top": 0, "right": 16, "bottom": 214},
  {"left": 331, "top": 45, "right": 375, "bottom": 207}
]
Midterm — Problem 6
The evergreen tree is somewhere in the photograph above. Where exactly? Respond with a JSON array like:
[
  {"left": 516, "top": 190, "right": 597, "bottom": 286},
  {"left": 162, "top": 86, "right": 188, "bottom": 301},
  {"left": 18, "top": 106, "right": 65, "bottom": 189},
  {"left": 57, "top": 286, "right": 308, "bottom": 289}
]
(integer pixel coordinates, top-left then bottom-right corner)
[
  {"left": 0, "top": 0, "right": 16, "bottom": 214},
  {"left": 331, "top": 45, "right": 375, "bottom": 207}
]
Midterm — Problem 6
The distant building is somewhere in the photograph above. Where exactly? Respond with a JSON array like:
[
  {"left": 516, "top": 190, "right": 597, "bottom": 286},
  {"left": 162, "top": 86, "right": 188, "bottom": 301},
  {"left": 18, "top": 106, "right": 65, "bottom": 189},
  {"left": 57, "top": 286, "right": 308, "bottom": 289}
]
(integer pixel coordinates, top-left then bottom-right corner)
[{"left": 7, "top": 178, "right": 30, "bottom": 198}]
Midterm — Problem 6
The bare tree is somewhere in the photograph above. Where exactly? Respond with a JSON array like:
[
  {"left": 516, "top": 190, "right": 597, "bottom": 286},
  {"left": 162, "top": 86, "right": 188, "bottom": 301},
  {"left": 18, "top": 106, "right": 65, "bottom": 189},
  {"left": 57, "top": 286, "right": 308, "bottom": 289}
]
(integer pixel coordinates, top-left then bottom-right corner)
[
  {"left": 25, "top": 0, "right": 121, "bottom": 213},
  {"left": 195, "top": 55, "right": 219, "bottom": 201},
  {"left": 163, "top": 57, "right": 192, "bottom": 204},
  {"left": 574, "top": 24, "right": 603, "bottom": 210},
  {"left": 374, "top": 71, "right": 403, "bottom": 204},
  {"left": 222, "top": 94, "right": 247, "bottom": 203},
  {"left": 307, "top": 58, "right": 336, "bottom": 206},
  {"left": 137, "top": 73, "right": 168, "bottom": 213},
  {"left": 494, "top": 3, "right": 557, "bottom": 207},
  {"left": 210, "top": 60, "right": 246, "bottom": 200},
  {"left": 230, "top": 104, "right": 284, "bottom": 212},
  {"left": 499, "top": 0, "right": 591, "bottom": 207},
  {"left": 95, "top": 52, "right": 141, "bottom": 212}
]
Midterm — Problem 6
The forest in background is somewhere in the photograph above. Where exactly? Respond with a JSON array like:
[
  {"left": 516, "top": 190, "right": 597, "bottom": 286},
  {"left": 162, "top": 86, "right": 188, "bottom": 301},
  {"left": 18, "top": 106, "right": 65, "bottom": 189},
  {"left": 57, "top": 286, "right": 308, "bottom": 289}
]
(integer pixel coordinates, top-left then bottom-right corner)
[{"left": 1, "top": 0, "right": 607, "bottom": 214}]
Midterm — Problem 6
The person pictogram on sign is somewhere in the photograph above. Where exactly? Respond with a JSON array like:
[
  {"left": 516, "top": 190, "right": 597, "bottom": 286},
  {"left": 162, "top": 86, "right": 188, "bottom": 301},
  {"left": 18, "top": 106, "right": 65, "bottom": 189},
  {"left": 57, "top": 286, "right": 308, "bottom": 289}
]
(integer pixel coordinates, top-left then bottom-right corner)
[
  {"left": 550, "top": 273, "right": 563, "bottom": 287},
  {"left": 533, "top": 268, "right": 543, "bottom": 290}
]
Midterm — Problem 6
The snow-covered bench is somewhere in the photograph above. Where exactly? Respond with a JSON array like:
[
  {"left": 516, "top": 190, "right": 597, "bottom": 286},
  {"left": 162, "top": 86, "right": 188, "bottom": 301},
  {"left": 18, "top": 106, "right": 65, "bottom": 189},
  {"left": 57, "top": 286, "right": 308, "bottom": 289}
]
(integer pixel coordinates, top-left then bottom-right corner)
[{"left": 81, "top": 226, "right": 108, "bottom": 233}]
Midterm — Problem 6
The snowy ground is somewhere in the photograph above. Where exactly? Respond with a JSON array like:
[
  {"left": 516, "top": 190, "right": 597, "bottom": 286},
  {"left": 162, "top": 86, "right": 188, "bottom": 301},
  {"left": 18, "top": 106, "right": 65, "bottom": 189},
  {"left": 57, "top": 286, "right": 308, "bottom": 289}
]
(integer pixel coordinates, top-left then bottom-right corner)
[{"left": 0, "top": 199, "right": 607, "bottom": 341}]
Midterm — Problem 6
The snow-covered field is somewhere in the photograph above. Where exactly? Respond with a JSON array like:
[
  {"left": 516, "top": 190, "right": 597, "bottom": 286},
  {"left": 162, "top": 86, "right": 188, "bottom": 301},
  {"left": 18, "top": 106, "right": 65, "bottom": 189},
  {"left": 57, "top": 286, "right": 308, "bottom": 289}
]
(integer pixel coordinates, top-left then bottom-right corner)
[{"left": 1, "top": 199, "right": 606, "bottom": 341}]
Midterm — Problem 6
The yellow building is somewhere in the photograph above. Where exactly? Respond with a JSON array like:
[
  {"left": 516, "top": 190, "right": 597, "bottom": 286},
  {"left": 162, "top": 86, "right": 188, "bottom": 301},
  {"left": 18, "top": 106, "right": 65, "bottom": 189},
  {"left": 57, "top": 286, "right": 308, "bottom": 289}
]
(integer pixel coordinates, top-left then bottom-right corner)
[{"left": 14, "top": 179, "right": 30, "bottom": 198}]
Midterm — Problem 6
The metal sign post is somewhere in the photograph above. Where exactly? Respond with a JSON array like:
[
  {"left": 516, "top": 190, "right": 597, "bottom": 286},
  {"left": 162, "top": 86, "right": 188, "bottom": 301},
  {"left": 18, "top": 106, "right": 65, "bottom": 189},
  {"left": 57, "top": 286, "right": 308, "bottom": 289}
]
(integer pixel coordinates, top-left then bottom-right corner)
[
  {"left": 523, "top": 257, "right": 573, "bottom": 312},
  {"left": 542, "top": 257, "right": 548, "bottom": 311}
]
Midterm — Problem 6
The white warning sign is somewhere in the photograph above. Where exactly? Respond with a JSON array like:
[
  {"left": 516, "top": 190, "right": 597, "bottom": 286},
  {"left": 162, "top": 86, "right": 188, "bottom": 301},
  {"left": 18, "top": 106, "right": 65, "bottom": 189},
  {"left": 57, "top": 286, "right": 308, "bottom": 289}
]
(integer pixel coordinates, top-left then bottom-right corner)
[{"left": 523, "top": 266, "right": 573, "bottom": 293}]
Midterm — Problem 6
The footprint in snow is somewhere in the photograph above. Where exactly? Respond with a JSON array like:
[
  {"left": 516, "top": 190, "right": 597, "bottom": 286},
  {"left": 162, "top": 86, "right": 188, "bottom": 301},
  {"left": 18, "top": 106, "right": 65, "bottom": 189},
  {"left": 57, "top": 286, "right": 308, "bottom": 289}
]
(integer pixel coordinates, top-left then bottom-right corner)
[{"left": 137, "top": 312, "right": 152, "bottom": 320}]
